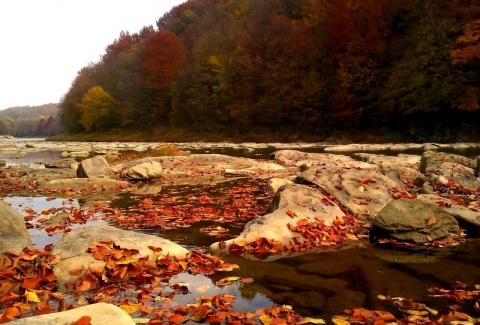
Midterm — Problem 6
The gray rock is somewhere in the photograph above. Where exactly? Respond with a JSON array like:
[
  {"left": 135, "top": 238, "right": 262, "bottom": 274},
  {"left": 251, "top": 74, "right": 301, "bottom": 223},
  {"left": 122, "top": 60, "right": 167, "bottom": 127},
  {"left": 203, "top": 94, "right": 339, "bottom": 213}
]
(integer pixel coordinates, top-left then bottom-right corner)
[
  {"left": 419, "top": 151, "right": 475, "bottom": 174},
  {"left": 52, "top": 225, "right": 189, "bottom": 291},
  {"left": 9, "top": 303, "right": 135, "bottom": 325},
  {"left": 0, "top": 200, "right": 32, "bottom": 254},
  {"left": 77, "top": 156, "right": 115, "bottom": 179},
  {"left": 371, "top": 198, "right": 460, "bottom": 244},
  {"left": 299, "top": 166, "right": 404, "bottom": 219},
  {"left": 45, "top": 158, "right": 78, "bottom": 169},
  {"left": 121, "top": 161, "right": 163, "bottom": 180},
  {"left": 417, "top": 194, "right": 480, "bottom": 227}
]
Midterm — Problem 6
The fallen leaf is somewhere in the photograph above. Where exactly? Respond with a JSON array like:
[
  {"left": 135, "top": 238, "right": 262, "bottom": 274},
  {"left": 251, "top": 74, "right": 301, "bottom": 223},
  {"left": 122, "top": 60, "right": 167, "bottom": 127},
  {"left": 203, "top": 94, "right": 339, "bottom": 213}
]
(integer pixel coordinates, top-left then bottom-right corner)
[
  {"left": 427, "top": 215, "right": 437, "bottom": 226},
  {"left": 25, "top": 290, "right": 41, "bottom": 303}
]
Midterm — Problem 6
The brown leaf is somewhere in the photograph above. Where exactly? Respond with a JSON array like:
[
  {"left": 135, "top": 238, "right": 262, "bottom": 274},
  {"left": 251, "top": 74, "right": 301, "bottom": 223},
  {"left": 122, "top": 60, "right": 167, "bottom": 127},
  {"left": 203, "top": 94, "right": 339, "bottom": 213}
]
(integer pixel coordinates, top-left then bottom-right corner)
[{"left": 70, "top": 316, "right": 92, "bottom": 325}]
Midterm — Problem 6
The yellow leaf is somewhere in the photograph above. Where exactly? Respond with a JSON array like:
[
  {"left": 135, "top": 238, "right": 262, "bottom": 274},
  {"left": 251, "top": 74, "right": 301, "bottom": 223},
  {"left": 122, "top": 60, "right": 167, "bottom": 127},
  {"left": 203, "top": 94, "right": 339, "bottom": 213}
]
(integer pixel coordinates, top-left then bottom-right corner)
[
  {"left": 259, "top": 314, "right": 272, "bottom": 325},
  {"left": 377, "top": 294, "right": 387, "bottom": 300},
  {"left": 25, "top": 290, "right": 40, "bottom": 303},
  {"left": 224, "top": 276, "right": 241, "bottom": 282},
  {"left": 116, "top": 258, "right": 137, "bottom": 265},
  {"left": 120, "top": 304, "right": 139, "bottom": 315},
  {"left": 427, "top": 215, "right": 436, "bottom": 226},
  {"left": 345, "top": 233, "right": 358, "bottom": 240},
  {"left": 358, "top": 185, "right": 365, "bottom": 192},
  {"left": 301, "top": 317, "right": 326, "bottom": 324},
  {"left": 196, "top": 285, "right": 210, "bottom": 292},
  {"left": 406, "top": 310, "right": 428, "bottom": 316},
  {"left": 131, "top": 318, "right": 150, "bottom": 324},
  {"left": 179, "top": 260, "right": 188, "bottom": 270},
  {"left": 332, "top": 317, "right": 350, "bottom": 325}
]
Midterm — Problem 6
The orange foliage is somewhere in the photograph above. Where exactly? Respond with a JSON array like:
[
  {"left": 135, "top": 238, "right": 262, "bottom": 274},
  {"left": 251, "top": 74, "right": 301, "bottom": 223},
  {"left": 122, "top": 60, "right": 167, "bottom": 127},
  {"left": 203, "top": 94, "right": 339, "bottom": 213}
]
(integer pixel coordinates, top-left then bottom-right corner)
[{"left": 142, "top": 30, "right": 186, "bottom": 90}]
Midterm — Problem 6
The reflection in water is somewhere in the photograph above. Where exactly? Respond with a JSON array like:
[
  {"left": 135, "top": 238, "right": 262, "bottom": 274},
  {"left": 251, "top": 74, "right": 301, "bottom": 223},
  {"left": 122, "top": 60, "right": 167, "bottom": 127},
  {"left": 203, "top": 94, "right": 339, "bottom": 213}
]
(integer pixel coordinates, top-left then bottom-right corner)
[{"left": 168, "top": 273, "right": 274, "bottom": 312}]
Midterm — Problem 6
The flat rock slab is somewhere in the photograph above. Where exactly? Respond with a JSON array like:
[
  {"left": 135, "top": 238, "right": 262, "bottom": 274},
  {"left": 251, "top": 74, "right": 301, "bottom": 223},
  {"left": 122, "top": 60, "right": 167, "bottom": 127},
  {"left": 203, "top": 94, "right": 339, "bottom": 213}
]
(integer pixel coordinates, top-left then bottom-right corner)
[
  {"left": 299, "top": 166, "right": 405, "bottom": 219},
  {"left": 9, "top": 303, "right": 135, "bottom": 325},
  {"left": 371, "top": 198, "right": 460, "bottom": 244},
  {"left": 0, "top": 200, "right": 32, "bottom": 254},
  {"left": 52, "top": 225, "right": 189, "bottom": 291},
  {"left": 271, "top": 150, "right": 377, "bottom": 170}
]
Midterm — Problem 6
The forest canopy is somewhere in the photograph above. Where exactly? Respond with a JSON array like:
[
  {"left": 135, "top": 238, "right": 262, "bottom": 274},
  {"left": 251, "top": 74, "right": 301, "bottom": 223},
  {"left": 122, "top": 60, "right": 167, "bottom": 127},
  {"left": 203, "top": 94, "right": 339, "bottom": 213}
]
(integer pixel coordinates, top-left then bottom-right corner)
[{"left": 60, "top": 0, "right": 480, "bottom": 142}]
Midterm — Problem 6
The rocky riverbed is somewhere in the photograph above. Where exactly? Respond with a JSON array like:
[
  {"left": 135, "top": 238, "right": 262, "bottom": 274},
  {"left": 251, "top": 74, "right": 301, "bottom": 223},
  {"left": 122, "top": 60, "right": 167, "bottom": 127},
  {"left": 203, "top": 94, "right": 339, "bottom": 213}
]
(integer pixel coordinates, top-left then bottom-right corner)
[{"left": 0, "top": 138, "right": 480, "bottom": 324}]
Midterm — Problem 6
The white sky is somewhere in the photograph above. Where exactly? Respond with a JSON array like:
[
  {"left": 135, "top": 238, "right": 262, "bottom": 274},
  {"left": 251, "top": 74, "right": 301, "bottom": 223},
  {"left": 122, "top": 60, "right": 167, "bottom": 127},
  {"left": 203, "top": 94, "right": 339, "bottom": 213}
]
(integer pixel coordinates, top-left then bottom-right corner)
[{"left": 0, "top": 0, "right": 185, "bottom": 110}]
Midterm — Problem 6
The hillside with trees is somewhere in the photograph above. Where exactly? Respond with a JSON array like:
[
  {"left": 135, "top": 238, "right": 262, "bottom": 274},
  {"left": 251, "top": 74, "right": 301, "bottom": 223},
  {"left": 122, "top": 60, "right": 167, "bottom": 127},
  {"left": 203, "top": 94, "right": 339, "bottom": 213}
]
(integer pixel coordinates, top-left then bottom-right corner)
[
  {"left": 60, "top": 0, "right": 480, "bottom": 142},
  {"left": 0, "top": 103, "right": 64, "bottom": 137}
]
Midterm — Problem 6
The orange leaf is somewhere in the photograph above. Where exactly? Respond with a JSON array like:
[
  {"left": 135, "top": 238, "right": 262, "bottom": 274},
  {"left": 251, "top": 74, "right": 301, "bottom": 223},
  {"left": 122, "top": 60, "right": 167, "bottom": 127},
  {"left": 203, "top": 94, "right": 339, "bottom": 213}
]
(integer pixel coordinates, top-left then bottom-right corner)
[
  {"left": 69, "top": 267, "right": 85, "bottom": 276},
  {"left": 71, "top": 316, "right": 92, "bottom": 325},
  {"left": 427, "top": 215, "right": 436, "bottom": 226},
  {"left": 286, "top": 210, "right": 297, "bottom": 218},
  {"left": 168, "top": 313, "right": 187, "bottom": 324},
  {"left": 22, "top": 277, "right": 41, "bottom": 290}
]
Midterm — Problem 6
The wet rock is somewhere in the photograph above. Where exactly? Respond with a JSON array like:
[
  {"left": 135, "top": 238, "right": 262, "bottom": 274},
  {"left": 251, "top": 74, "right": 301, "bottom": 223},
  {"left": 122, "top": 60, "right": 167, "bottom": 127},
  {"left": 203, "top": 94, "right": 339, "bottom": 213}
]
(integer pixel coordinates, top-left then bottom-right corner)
[
  {"left": 371, "top": 198, "right": 460, "bottom": 244},
  {"left": 120, "top": 160, "right": 163, "bottom": 180},
  {"left": 417, "top": 194, "right": 480, "bottom": 227},
  {"left": 132, "top": 181, "right": 163, "bottom": 195},
  {"left": 39, "top": 178, "right": 131, "bottom": 195},
  {"left": 0, "top": 200, "right": 32, "bottom": 254},
  {"left": 9, "top": 302, "right": 135, "bottom": 325},
  {"left": 52, "top": 225, "right": 189, "bottom": 291},
  {"left": 77, "top": 155, "right": 115, "bottom": 179},
  {"left": 299, "top": 167, "right": 404, "bottom": 219},
  {"left": 211, "top": 184, "right": 346, "bottom": 254},
  {"left": 44, "top": 158, "right": 78, "bottom": 169}
]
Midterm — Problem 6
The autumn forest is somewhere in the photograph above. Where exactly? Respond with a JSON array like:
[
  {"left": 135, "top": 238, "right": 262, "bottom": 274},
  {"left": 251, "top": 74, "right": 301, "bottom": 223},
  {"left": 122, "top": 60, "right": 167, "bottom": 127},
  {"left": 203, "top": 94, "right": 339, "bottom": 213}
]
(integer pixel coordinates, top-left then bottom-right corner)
[{"left": 60, "top": 0, "right": 480, "bottom": 142}]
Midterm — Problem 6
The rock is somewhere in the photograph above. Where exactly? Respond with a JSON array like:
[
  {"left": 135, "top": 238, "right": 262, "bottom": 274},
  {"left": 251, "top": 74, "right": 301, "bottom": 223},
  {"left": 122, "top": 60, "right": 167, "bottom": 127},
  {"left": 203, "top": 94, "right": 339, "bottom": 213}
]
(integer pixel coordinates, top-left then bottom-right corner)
[
  {"left": 45, "top": 158, "right": 78, "bottom": 169},
  {"left": 266, "top": 178, "right": 294, "bottom": 193},
  {"left": 475, "top": 155, "right": 480, "bottom": 177},
  {"left": 419, "top": 151, "right": 475, "bottom": 174},
  {"left": 63, "top": 150, "right": 90, "bottom": 158},
  {"left": 299, "top": 166, "right": 404, "bottom": 219},
  {"left": 52, "top": 225, "right": 189, "bottom": 291},
  {"left": 9, "top": 303, "right": 135, "bottom": 325},
  {"left": 121, "top": 161, "right": 163, "bottom": 180},
  {"left": 271, "top": 150, "right": 376, "bottom": 170},
  {"left": 371, "top": 198, "right": 460, "bottom": 244},
  {"left": 39, "top": 178, "right": 131, "bottom": 195},
  {"left": 324, "top": 144, "right": 392, "bottom": 153},
  {"left": 0, "top": 200, "right": 32, "bottom": 254},
  {"left": 352, "top": 153, "right": 421, "bottom": 169},
  {"left": 77, "top": 156, "right": 115, "bottom": 179},
  {"left": 132, "top": 182, "right": 163, "bottom": 195},
  {"left": 0, "top": 159, "right": 5, "bottom": 167},
  {"left": 211, "top": 184, "right": 346, "bottom": 254},
  {"left": 417, "top": 194, "right": 480, "bottom": 227}
]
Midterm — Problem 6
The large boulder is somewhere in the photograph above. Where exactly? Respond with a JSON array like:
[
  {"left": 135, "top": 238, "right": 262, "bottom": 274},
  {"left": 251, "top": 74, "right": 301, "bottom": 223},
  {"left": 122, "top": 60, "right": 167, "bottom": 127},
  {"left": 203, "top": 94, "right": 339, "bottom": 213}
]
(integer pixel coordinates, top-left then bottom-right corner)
[
  {"left": 52, "top": 225, "right": 189, "bottom": 291},
  {"left": 420, "top": 151, "right": 475, "bottom": 174},
  {"left": 120, "top": 160, "right": 163, "bottom": 180},
  {"left": 77, "top": 156, "right": 114, "bottom": 179},
  {"left": 371, "top": 198, "right": 460, "bottom": 244},
  {"left": 299, "top": 167, "right": 405, "bottom": 219},
  {"left": 0, "top": 200, "right": 32, "bottom": 254},
  {"left": 9, "top": 303, "right": 135, "bottom": 325},
  {"left": 211, "top": 184, "right": 346, "bottom": 254}
]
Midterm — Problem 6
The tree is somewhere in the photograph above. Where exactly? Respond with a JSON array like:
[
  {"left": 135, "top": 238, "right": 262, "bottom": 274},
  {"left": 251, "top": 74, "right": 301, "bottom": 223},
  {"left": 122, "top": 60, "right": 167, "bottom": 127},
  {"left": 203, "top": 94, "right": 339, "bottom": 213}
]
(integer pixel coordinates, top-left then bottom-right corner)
[
  {"left": 141, "top": 30, "right": 186, "bottom": 124},
  {"left": 78, "top": 86, "right": 119, "bottom": 132}
]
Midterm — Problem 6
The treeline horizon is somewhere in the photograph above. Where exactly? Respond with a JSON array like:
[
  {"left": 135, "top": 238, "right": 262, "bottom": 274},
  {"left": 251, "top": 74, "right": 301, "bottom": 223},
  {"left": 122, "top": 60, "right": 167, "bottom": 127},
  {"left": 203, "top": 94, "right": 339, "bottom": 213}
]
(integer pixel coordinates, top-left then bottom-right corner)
[
  {"left": 0, "top": 103, "right": 64, "bottom": 137},
  {"left": 60, "top": 0, "right": 480, "bottom": 142}
]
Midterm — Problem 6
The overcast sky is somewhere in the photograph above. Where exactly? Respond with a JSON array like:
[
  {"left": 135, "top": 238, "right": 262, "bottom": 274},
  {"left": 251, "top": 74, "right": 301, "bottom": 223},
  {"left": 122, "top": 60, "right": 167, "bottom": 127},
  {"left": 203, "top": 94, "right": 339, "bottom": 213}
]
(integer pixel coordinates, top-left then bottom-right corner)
[{"left": 0, "top": 0, "right": 185, "bottom": 110}]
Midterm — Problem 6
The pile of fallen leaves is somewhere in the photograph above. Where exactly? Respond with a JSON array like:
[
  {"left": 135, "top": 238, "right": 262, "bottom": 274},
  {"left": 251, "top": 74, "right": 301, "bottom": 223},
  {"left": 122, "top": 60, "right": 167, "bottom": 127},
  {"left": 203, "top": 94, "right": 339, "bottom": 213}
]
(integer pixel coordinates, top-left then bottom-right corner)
[
  {"left": 0, "top": 246, "right": 64, "bottom": 323},
  {"left": 96, "top": 180, "right": 272, "bottom": 237},
  {"left": 226, "top": 213, "right": 368, "bottom": 259}
]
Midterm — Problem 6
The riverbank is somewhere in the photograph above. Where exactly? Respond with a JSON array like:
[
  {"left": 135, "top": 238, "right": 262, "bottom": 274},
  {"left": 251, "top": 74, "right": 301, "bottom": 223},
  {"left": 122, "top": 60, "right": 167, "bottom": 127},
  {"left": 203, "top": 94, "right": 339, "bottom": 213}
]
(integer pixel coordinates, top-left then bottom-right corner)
[{"left": 47, "top": 127, "right": 413, "bottom": 144}]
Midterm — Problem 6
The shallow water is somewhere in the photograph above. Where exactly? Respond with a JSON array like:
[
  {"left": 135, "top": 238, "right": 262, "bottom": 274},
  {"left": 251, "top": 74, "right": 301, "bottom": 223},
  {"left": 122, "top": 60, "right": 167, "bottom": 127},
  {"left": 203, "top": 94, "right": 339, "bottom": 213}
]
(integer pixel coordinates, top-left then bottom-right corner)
[{"left": 2, "top": 142, "right": 480, "bottom": 322}]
